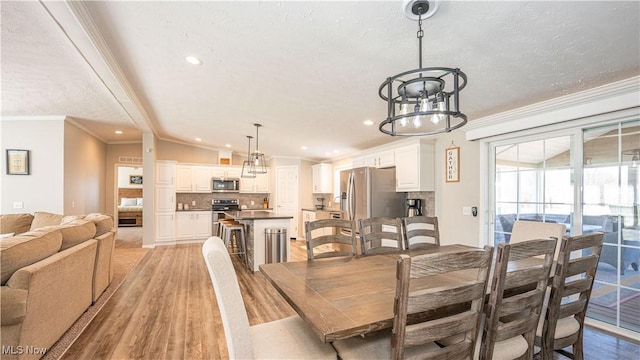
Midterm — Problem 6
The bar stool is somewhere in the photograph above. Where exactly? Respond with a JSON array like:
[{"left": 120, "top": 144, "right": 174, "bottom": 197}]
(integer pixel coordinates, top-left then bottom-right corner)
[{"left": 221, "top": 220, "right": 248, "bottom": 270}]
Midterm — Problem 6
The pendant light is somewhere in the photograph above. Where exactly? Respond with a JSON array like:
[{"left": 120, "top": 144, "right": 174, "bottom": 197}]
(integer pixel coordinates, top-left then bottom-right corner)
[
  {"left": 241, "top": 136, "right": 256, "bottom": 178},
  {"left": 379, "top": 0, "right": 467, "bottom": 136},
  {"left": 248, "top": 123, "right": 268, "bottom": 174}
]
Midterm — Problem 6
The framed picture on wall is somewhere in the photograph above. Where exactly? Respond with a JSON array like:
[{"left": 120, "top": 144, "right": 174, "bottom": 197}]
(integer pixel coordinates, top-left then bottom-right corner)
[
  {"left": 6, "top": 149, "right": 30, "bottom": 175},
  {"left": 445, "top": 146, "right": 460, "bottom": 182},
  {"left": 129, "top": 175, "right": 143, "bottom": 185}
]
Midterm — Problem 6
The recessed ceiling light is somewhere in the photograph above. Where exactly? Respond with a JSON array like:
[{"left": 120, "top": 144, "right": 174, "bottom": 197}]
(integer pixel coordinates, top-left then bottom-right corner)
[
  {"left": 225, "top": 144, "right": 232, "bottom": 148},
  {"left": 195, "top": 137, "right": 202, "bottom": 142},
  {"left": 333, "top": 150, "right": 340, "bottom": 154},
  {"left": 325, "top": 152, "right": 331, "bottom": 156},
  {"left": 114, "top": 130, "right": 123, "bottom": 134},
  {"left": 363, "top": 120, "right": 374, "bottom": 126},
  {"left": 185, "top": 55, "right": 202, "bottom": 65},
  {"left": 301, "top": 146, "right": 308, "bottom": 150}
]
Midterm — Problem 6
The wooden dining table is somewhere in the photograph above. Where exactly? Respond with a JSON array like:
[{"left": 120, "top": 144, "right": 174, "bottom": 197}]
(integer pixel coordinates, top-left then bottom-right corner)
[{"left": 259, "top": 244, "right": 484, "bottom": 343}]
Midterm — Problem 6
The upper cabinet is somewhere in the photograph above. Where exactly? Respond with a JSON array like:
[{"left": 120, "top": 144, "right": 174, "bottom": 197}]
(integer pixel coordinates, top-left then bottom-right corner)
[
  {"left": 176, "top": 165, "right": 214, "bottom": 193},
  {"left": 211, "top": 166, "right": 242, "bottom": 179},
  {"left": 177, "top": 164, "right": 242, "bottom": 193},
  {"left": 312, "top": 163, "right": 333, "bottom": 193},
  {"left": 240, "top": 169, "right": 270, "bottom": 193},
  {"left": 352, "top": 150, "right": 395, "bottom": 169},
  {"left": 394, "top": 141, "right": 434, "bottom": 192}
]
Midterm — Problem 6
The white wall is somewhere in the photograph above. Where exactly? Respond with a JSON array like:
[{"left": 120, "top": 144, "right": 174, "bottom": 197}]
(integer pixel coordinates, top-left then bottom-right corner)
[
  {"left": 1, "top": 119, "right": 65, "bottom": 214},
  {"left": 117, "top": 166, "right": 143, "bottom": 188}
]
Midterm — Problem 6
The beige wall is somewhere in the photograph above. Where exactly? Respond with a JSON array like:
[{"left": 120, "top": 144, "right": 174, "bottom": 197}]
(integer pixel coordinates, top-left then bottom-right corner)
[
  {"left": 156, "top": 140, "right": 242, "bottom": 165},
  {"left": 1, "top": 119, "right": 65, "bottom": 214},
  {"left": 434, "top": 131, "right": 481, "bottom": 247},
  {"left": 63, "top": 122, "right": 107, "bottom": 215}
]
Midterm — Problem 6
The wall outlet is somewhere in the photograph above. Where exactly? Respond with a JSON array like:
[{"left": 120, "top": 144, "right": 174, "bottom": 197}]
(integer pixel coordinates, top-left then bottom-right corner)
[
  {"left": 251, "top": 200, "right": 255, "bottom": 206},
  {"left": 13, "top": 201, "right": 24, "bottom": 209},
  {"left": 191, "top": 200, "right": 196, "bottom": 206},
  {"left": 462, "top": 206, "right": 472, "bottom": 216}
]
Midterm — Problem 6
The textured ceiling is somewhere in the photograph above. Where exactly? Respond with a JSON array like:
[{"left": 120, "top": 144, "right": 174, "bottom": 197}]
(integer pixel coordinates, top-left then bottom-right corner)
[{"left": 2, "top": 1, "right": 639, "bottom": 160}]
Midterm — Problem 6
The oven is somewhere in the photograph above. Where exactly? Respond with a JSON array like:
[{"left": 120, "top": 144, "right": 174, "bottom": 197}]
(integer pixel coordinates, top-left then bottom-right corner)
[{"left": 212, "top": 199, "right": 240, "bottom": 235}]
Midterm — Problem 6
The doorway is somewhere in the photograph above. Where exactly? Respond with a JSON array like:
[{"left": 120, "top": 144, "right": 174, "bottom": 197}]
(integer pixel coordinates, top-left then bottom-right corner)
[{"left": 115, "top": 165, "right": 144, "bottom": 232}]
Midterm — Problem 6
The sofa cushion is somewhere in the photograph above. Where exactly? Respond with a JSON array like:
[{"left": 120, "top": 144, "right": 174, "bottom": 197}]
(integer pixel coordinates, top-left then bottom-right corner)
[
  {"left": 61, "top": 215, "right": 85, "bottom": 224},
  {"left": 85, "top": 213, "right": 114, "bottom": 237},
  {"left": 0, "top": 214, "right": 34, "bottom": 235},
  {"left": 30, "top": 212, "right": 64, "bottom": 230},
  {"left": 0, "top": 228, "right": 63, "bottom": 284},
  {"left": 41, "top": 219, "right": 97, "bottom": 251}
]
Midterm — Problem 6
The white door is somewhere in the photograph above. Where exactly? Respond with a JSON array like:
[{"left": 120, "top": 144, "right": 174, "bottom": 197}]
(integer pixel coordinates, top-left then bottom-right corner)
[{"left": 276, "top": 166, "right": 299, "bottom": 238}]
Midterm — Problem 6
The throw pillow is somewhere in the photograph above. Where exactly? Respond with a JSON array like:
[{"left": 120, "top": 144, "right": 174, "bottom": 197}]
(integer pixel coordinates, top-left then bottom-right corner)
[
  {"left": 0, "top": 233, "right": 15, "bottom": 239},
  {"left": 30, "top": 212, "right": 64, "bottom": 230},
  {"left": 136, "top": 197, "right": 144, "bottom": 206},
  {"left": 121, "top": 198, "right": 137, "bottom": 206},
  {"left": 0, "top": 213, "right": 33, "bottom": 235},
  {"left": 85, "top": 213, "right": 114, "bottom": 237}
]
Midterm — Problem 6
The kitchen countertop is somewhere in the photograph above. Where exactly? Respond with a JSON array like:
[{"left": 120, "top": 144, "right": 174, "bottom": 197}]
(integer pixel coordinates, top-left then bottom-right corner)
[
  {"left": 176, "top": 208, "right": 210, "bottom": 211},
  {"left": 224, "top": 210, "right": 293, "bottom": 220},
  {"left": 301, "top": 208, "right": 343, "bottom": 213}
]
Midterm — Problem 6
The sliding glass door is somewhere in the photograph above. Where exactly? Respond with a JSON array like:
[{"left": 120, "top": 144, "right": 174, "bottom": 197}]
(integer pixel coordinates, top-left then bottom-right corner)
[{"left": 489, "top": 118, "right": 640, "bottom": 334}]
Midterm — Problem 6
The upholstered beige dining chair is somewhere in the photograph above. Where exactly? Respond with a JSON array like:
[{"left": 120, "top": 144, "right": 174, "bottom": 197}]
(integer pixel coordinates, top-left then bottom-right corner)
[
  {"left": 201, "top": 237, "right": 337, "bottom": 359},
  {"left": 305, "top": 219, "right": 357, "bottom": 260},
  {"left": 535, "top": 232, "right": 604, "bottom": 360},
  {"left": 332, "top": 247, "right": 493, "bottom": 360},
  {"left": 480, "top": 238, "right": 556, "bottom": 360},
  {"left": 510, "top": 220, "right": 566, "bottom": 260},
  {"left": 402, "top": 215, "right": 440, "bottom": 250},
  {"left": 359, "top": 217, "right": 403, "bottom": 255}
]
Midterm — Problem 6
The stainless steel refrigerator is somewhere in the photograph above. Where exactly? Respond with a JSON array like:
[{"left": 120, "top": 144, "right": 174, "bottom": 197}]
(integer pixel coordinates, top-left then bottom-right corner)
[{"left": 340, "top": 167, "right": 406, "bottom": 231}]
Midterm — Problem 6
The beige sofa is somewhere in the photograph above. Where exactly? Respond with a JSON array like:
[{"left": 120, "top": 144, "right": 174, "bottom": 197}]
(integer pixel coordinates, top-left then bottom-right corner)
[{"left": 0, "top": 212, "right": 117, "bottom": 360}]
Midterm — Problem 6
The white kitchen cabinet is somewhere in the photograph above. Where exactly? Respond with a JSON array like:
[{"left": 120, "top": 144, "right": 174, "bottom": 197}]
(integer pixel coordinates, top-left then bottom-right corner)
[
  {"left": 394, "top": 142, "right": 434, "bottom": 192},
  {"left": 176, "top": 165, "right": 215, "bottom": 193},
  {"left": 211, "top": 166, "right": 242, "bottom": 179},
  {"left": 155, "top": 161, "right": 176, "bottom": 245},
  {"left": 176, "top": 211, "right": 212, "bottom": 240},
  {"left": 176, "top": 165, "right": 194, "bottom": 192},
  {"left": 240, "top": 169, "right": 270, "bottom": 193},
  {"left": 352, "top": 150, "right": 395, "bottom": 169},
  {"left": 312, "top": 163, "right": 333, "bottom": 193}
]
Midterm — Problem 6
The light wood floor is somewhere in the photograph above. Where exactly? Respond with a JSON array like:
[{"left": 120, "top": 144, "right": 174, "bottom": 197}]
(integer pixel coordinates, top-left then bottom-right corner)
[{"left": 63, "top": 239, "right": 639, "bottom": 359}]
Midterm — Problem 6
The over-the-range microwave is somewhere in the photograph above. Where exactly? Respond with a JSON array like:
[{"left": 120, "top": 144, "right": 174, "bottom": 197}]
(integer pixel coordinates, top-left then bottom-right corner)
[{"left": 212, "top": 178, "right": 240, "bottom": 192}]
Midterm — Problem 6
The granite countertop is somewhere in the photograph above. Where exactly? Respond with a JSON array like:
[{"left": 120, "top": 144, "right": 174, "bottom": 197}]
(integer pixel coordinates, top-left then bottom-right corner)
[
  {"left": 301, "top": 208, "right": 343, "bottom": 213},
  {"left": 225, "top": 210, "right": 293, "bottom": 220}
]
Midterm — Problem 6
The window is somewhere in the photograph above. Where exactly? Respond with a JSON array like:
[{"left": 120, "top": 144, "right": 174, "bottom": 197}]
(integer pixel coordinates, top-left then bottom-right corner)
[{"left": 489, "top": 118, "right": 640, "bottom": 335}]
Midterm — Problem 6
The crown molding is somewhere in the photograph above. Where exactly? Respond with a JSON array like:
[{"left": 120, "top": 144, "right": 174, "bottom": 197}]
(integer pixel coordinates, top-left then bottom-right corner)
[
  {"left": 465, "top": 76, "right": 640, "bottom": 140},
  {"left": 0, "top": 115, "right": 67, "bottom": 121}
]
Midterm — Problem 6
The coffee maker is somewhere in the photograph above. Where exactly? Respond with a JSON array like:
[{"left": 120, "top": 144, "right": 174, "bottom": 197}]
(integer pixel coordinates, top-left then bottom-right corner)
[{"left": 406, "top": 199, "right": 422, "bottom": 217}]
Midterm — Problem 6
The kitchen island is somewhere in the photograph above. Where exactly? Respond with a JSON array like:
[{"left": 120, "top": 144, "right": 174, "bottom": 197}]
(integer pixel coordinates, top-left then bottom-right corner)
[{"left": 224, "top": 210, "right": 293, "bottom": 271}]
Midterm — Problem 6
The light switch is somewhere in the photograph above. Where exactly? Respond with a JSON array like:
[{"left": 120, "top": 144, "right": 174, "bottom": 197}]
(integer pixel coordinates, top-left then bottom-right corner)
[
  {"left": 13, "top": 201, "right": 24, "bottom": 209},
  {"left": 462, "top": 206, "right": 472, "bottom": 216}
]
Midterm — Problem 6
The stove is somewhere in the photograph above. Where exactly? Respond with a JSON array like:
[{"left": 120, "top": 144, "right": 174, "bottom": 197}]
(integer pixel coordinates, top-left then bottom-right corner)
[{"left": 212, "top": 199, "right": 240, "bottom": 211}]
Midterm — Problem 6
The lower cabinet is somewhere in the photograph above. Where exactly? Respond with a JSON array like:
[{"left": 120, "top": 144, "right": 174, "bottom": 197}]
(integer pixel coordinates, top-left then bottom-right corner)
[
  {"left": 155, "top": 213, "right": 175, "bottom": 244},
  {"left": 176, "top": 211, "right": 212, "bottom": 240}
]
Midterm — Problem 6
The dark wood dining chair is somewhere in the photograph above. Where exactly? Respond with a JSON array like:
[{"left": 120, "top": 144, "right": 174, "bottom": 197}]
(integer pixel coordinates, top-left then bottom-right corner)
[
  {"left": 480, "top": 238, "right": 557, "bottom": 360},
  {"left": 402, "top": 215, "right": 440, "bottom": 250},
  {"left": 535, "top": 232, "right": 604, "bottom": 360},
  {"left": 332, "top": 246, "right": 493, "bottom": 360},
  {"left": 358, "top": 217, "right": 403, "bottom": 255},
  {"left": 305, "top": 218, "right": 357, "bottom": 260}
]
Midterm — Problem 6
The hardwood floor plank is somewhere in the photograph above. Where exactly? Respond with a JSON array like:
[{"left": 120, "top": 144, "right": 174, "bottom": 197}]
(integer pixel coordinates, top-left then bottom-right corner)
[{"left": 61, "top": 239, "right": 638, "bottom": 360}]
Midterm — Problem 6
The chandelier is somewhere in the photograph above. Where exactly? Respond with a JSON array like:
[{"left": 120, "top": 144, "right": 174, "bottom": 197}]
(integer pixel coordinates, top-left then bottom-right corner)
[
  {"left": 241, "top": 135, "right": 256, "bottom": 178},
  {"left": 379, "top": 0, "right": 467, "bottom": 136},
  {"left": 248, "top": 123, "right": 267, "bottom": 174}
]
